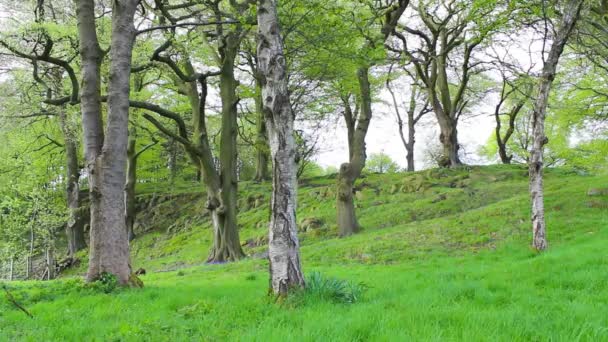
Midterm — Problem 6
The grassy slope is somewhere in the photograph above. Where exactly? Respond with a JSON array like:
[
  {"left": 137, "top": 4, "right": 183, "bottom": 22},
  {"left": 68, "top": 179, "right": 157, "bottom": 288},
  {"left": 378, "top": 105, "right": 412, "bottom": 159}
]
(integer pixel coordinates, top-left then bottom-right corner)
[{"left": 1, "top": 165, "right": 608, "bottom": 341}]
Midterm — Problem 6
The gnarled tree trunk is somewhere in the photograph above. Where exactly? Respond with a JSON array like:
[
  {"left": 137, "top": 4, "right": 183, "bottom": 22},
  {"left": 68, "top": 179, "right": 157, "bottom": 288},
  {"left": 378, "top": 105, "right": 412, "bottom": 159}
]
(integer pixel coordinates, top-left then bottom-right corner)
[
  {"left": 258, "top": 0, "right": 305, "bottom": 295},
  {"left": 337, "top": 67, "right": 372, "bottom": 236},
  {"left": 207, "top": 32, "right": 245, "bottom": 263},
  {"left": 529, "top": 0, "right": 583, "bottom": 251}
]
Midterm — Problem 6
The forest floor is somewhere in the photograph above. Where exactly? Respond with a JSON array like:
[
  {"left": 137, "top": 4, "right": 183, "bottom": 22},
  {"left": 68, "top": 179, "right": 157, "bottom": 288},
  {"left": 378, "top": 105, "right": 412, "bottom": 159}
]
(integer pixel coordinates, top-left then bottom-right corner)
[{"left": 1, "top": 164, "right": 607, "bottom": 341}]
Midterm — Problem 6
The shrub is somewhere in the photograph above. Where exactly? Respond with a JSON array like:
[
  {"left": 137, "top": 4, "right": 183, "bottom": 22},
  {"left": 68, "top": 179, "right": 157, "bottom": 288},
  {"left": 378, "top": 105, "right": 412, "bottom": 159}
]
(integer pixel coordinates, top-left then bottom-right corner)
[
  {"left": 88, "top": 272, "right": 119, "bottom": 294},
  {"left": 288, "top": 272, "right": 367, "bottom": 306}
]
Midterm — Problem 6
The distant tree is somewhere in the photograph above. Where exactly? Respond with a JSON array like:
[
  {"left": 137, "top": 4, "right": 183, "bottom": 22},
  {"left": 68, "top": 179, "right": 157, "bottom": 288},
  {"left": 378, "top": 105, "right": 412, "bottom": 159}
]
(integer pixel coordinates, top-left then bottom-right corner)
[{"left": 365, "top": 153, "right": 400, "bottom": 174}]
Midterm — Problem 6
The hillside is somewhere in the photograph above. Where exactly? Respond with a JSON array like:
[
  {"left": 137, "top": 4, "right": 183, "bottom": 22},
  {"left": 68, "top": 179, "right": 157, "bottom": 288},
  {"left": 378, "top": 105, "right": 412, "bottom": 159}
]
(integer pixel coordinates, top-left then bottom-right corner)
[{"left": 1, "top": 165, "right": 608, "bottom": 341}]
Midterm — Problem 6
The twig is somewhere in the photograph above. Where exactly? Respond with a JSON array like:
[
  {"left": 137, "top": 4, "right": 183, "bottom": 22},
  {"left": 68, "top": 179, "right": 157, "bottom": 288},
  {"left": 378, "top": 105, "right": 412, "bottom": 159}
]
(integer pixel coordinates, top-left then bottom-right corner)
[{"left": 2, "top": 284, "right": 34, "bottom": 319}]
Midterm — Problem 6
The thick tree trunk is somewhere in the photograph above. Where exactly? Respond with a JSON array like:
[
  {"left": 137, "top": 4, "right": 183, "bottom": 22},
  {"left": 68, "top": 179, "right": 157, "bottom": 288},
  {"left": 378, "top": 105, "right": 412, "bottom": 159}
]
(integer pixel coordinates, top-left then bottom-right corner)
[
  {"left": 437, "top": 117, "right": 461, "bottom": 167},
  {"left": 125, "top": 134, "right": 137, "bottom": 242},
  {"left": 258, "top": 0, "right": 306, "bottom": 295},
  {"left": 529, "top": 0, "right": 583, "bottom": 251},
  {"left": 82, "top": 0, "right": 139, "bottom": 284},
  {"left": 59, "top": 107, "right": 87, "bottom": 255},
  {"left": 207, "top": 33, "right": 245, "bottom": 263}
]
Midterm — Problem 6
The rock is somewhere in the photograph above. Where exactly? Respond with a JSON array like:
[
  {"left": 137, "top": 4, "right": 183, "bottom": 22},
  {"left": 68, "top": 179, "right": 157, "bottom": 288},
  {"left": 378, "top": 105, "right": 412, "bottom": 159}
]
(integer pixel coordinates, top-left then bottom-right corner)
[
  {"left": 431, "top": 194, "right": 447, "bottom": 203},
  {"left": 242, "top": 236, "right": 268, "bottom": 248},
  {"left": 587, "top": 188, "right": 608, "bottom": 196},
  {"left": 390, "top": 184, "right": 399, "bottom": 194},
  {"left": 252, "top": 250, "right": 269, "bottom": 259},
  {"left": 586, "top": 200, "right": 608, "bottom": 209},
  {"left": 299, "top": 217, "right": 324, "bottom": 232},
  {"left": 254, "top": 197, "right": 265, "bottom": 208}
]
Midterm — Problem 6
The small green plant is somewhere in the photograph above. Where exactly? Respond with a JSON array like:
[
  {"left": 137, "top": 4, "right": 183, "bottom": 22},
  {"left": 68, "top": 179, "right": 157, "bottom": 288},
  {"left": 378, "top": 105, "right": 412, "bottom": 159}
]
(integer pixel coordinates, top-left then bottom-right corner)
[
  {"left": 287, "top": 272, "right": 367, "bottom": 306},
  {"left": 245, "top": 274, "right": 257, "bottom": 281},
  {"left": 91, "top": 272, "right": 119, "bottom": 294}
]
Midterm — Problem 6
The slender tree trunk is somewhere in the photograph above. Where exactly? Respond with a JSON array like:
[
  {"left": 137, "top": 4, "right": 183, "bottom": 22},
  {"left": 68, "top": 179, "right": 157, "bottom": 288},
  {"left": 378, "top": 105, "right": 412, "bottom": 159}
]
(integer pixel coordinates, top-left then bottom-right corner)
[
  {"left": 125, "top": 133, "right": 137, "bottom": 242},
  {"left": 76, "top": 0, "right": 105, "bottom": 281},
  {"left": 406, "top": 121, "right": 415, "bottom": 171},
  {"left": 207, "top": 33, "right": 245, "bottom": 263},
  {"left": 258, "top": 0, "right": 305, "bottom": 295},
  {"left": 254, "top": 89, "right": 270, "bottom": 182},
  {"left": 59, "top": 106, "right": 87, "bottom": 255},
  {"left": 46, "top": 247, "right": 55, "bottom": 280},
  {"left": 529, "top": 0, "right": 583, "bottom": 251},
  {"left": 9, "top": 257, "right": 13, "bottom": 281}
]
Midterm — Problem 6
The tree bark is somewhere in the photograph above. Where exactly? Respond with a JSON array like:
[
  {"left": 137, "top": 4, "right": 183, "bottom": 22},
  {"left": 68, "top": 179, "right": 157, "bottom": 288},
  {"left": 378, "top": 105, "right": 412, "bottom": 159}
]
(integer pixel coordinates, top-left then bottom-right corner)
[
  {"left": 79, "top": 0, "right": 139, "bottom": 284},
  {"left": 254, "top": 84, "right": 270, "bottom": 182},
  {"left": 58, "top": 106, "right": 87, "bottom": 256},
  {"left": 257, "top": 0, "right": 306, "bottom": 295},
  {"left": 75, "top": 0, "right": 105, "bottom": 281},
  {"left": 125, "top": 132, "right": 137, "bottom": 242},
  {"left": 337, "top": 67, "right": 372, "bottom": 237},
  {"left": 529, "top": 0, "right": 583, "bottom": 251},
  {"left": 207, "top": 32, "right": 246, "bottom": 263}
]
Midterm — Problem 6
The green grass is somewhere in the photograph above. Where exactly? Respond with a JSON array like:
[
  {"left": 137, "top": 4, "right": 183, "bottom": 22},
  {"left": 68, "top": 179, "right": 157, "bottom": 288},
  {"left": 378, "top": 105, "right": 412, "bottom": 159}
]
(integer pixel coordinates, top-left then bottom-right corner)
[{"left": 1, "top": 165, "right": 608, "bottom": 341}]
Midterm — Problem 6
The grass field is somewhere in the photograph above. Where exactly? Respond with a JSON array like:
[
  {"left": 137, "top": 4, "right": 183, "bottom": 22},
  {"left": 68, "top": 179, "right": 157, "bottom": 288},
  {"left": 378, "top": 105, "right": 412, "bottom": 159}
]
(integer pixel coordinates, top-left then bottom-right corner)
[{"left": 1, "top": 165, "right": 607, "bottom": 341}]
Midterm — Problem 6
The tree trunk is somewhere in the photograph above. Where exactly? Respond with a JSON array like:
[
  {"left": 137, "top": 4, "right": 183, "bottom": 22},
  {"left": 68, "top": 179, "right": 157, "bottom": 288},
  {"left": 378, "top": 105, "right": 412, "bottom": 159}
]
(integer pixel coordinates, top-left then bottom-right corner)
[
  {"left": 437, "top": 116, "right": 461, "bottom": 167},
  {"left": 82, "top": 0, "right": 139, "bottom": 284},
  {"left": 406, "top": 89, "right": 417, "bottom": 172},
  {"left": 336, "top": 67, "right": 372, "bottom": 237},
  {"left": 254, "top": 89, "right": 270, "bottom": 182},
  {"left": 59, "top": 106, "right": 87, "bottom": 256},
  {"left": 529, "top": 0, "right": 583, "bottom": 251},
  {"left": 75, "top": 0, "right": 105, "bottom": 281},
  {"left": 207, "top": 32, "right": 245, "bottom": 263},
  {"left": 125, "top": 133, "right": 137, "bottom": 242},
  {"left": 337, "top": 164, "right": 359, "bottom": 236},
  {"left": 258, "top": 0, "right": 306, "bottom": 295},
  {"left": 46, "top": 247, "right": 55, "bottom": 280}
]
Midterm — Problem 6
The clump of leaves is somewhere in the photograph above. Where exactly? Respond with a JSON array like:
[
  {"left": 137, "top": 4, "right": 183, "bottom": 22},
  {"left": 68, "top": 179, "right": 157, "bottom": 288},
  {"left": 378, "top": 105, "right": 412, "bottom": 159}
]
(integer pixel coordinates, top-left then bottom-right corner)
[
  {"left": 286, "top": 272, "right": 367, "bottom": 306},
  {"left": 89, "top": 272, "right": 119, "bottom": 294}
]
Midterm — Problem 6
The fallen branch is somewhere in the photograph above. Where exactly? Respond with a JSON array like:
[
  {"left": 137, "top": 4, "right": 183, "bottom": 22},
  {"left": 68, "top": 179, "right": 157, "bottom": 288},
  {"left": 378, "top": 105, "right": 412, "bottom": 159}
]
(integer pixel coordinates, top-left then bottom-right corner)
[{"left": 2, "top": 284, "right": 34, "bottom": 319}]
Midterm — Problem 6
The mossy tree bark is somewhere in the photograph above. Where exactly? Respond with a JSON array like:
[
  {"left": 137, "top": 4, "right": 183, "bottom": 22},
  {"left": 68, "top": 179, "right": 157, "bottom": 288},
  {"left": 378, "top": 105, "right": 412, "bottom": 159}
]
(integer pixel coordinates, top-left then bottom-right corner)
[
  {"left": 529, "top": 0, "right": 583, "bottom": 251},
  {"left": 257, "top": 0, "right": 305, "bottom": 295}
]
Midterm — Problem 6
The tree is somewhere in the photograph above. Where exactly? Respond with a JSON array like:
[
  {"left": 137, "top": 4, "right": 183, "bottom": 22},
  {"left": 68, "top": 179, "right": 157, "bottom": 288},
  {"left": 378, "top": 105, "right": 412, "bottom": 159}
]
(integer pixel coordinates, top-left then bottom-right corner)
[
  {"left": 75, "top": 0, "right": 140, "bottom": 284},
  {"left": 395, "top": 0, "right": 508, "bottom": 167},
  {"left": 365, "top": 152, "right": 400, "bottom": 173},
  {"left": 386, "top": 71, "right": 431, "bottom": 171},
  {"left": 336, "top": 0, "right": 409, "bottom": 237},
  {"left": 529, "top": 0, "right": 584, "bottom": 251},
  {"left": 257, "top": 0, "right": 306, "bottom": 296},
  {"left": 131, "top": 2, "right": 247, "bottom": 263}
]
